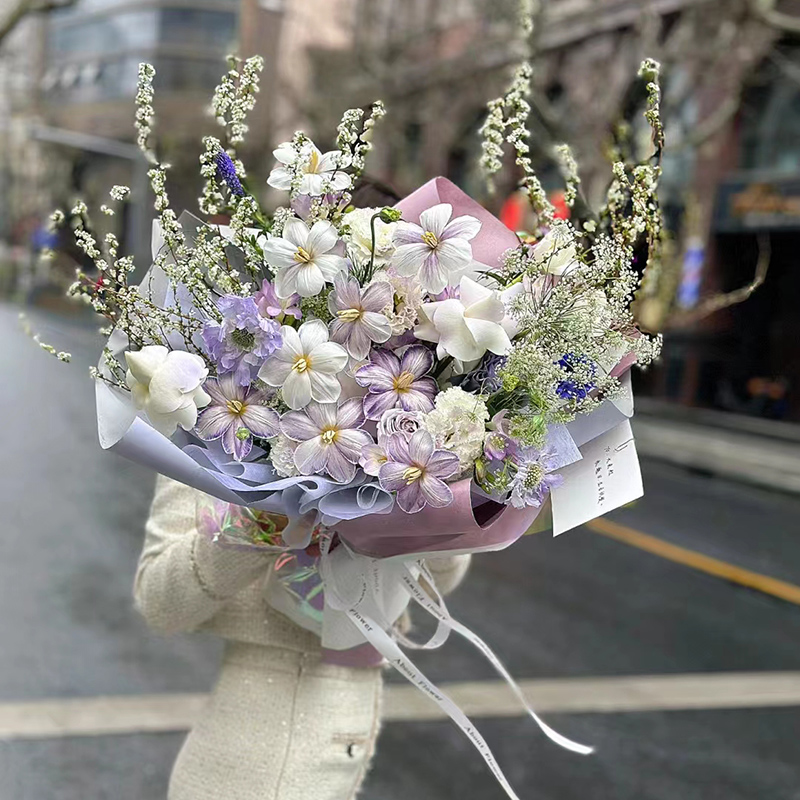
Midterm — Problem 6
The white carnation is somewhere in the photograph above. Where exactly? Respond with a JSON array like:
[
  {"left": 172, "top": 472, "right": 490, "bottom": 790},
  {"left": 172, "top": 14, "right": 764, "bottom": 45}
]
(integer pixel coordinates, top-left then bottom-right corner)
[
  {"left": 270, "top": 433, "right": 300, "bottom": 477},
  {"left": 372, "top": 269, "right": 423, "bottom": 335},
  {"left": 343, "top": 207, "right": 397, "bottom": 268},
  {"left": 422, "top": 387, "right": 489, "bottom": 473}
]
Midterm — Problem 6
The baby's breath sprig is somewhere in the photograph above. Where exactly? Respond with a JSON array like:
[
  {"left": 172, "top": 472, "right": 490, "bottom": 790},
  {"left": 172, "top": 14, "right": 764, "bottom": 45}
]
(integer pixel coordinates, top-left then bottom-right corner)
[
  {"left": 135, "top": 63, "right": 157, "bottom": 164},
  {"left": 554, "top": 144, "right": 581, "bottom": 209},
  {"left": 211, "top": 54, "right": 265, "bottom": 148},
  {"left": 479, "top": 62, "right": 555, "bottom": 226},
  {"left": 18, "top": 313, "right": 71, "bottom": 363}
]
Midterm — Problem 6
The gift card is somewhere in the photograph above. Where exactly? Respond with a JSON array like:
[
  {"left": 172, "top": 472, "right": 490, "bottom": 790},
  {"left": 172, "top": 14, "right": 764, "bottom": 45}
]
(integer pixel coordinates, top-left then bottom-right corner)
[{"left": 550, "top": 420, "right": 642, "bottom": 536}]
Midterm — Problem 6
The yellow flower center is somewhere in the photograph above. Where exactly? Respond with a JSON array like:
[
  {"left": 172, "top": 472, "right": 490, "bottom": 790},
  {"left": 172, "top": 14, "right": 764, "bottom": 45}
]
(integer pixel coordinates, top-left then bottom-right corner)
[
  {"left": 320, "top": 428, "right": 338, "bottom": 445},
  {"left": 292, "top": 356, "right": 311, "bottom": 373},
  {"left": 305, "top": 149, "right": 320, "bottom": 174},
  {"left": 226, "top": 399, "right": 245, "bottom": 415},
  {"left": 402, "top": 466, "right": 423, "bottom": 484},
  {"left": 421, "top": 230, "right": 439, "bottom": 248},
  {"left": 393, "top": 371, "right": 415, "bottom": 392},
  {"left": 294, "top": 246, "right": 313, "bottom": 264},
  {"left": 337, "top": 308, "right": 363, "bottom": 322}
]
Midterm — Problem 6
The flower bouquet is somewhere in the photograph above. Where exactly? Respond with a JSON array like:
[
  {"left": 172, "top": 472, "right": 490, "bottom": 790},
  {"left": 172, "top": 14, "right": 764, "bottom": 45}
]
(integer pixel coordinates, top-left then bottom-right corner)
[{"left": 43, "top": 52, "right": 665, "bottom": 799}]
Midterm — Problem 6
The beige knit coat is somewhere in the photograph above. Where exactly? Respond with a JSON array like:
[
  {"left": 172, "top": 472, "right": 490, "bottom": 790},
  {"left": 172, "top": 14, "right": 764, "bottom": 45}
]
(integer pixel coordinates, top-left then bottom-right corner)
[{"left": 135, "top": 475, "right": 471, "bottom": 800}]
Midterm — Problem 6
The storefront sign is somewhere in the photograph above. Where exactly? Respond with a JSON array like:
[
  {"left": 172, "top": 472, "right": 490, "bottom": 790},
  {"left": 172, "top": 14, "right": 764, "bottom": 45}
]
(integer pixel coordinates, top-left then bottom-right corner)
[{"left": 714, "top": 176, "right": 800, "bottom": 232}]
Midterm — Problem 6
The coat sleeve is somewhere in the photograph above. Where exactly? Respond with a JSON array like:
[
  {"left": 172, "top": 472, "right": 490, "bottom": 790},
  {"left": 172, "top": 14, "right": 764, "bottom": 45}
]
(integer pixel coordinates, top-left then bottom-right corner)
[{"left": 133, "top": 475, "right": 274, "bottom": 635}]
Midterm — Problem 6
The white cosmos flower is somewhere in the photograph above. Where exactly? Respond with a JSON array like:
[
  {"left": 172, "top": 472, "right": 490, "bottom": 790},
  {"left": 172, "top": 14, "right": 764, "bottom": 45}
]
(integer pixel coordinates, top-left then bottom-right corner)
[
  {"left": 391, "top": 203, "right": 481, "bottom": 294},
  {"left": 125, "top": 345, "right": 210, "bottom": 437},
  {"left": 258, "top": 319, "right": 348, "bottom": 410},
  {"left": 267, "top": 141, "right": 352, "bottom": 196},
  {"left": 414, "top": 276, "right": 512, "bottom": 363},
  {"left": 263, "top": 218, "right": 347, "bottom": 299}
]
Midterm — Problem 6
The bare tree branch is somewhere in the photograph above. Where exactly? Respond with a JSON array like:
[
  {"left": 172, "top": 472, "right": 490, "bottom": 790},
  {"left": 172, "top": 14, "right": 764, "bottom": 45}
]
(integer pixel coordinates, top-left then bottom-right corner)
[
  {"left": 0, "top": 0, "right": 76, "bottom": 47},
  {"left": 668, "top": 232, "right": 771, "bottom": 327},
  {"left": 749, "top": 0, "right": 800, "bottom": 34}
]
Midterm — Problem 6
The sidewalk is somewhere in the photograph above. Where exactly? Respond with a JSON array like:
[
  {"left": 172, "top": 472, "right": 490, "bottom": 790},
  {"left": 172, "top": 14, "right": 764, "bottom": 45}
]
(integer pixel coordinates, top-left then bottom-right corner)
[{"left": 632, "top": 398, "right": 800, "bottom": 495}]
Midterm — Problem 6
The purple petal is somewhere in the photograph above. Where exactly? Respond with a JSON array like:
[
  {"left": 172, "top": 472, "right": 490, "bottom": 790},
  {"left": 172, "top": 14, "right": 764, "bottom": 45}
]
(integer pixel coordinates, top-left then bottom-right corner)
[
  {"left": 345, "top": 324, "right": 373, "bottom": 361},
  {"left": 333, "top": 273, "right": 362, "bottom": 310},
  {"left": 293, "top": 437, "right": 328, "bottom": 474},
  {"left": 383, "top": 432, "right": 411, "bottom": 464},
  {"left": 365, "top": 348, "right": 401, "bottom": 377},
  {"left": 408, "top": 429, "right": 434, "bottom": 466},
  {"left": 399, "top": 345, "right": 434, "bottom": 378},
  {"left": 426, "top": 449, "right": 460, "bottom": 479},
  {"left": 195, "top": 406, "right": 233, "bottom": 440},
  {"left": 239, "top": 405, "right": 280, "bottom": 438},
  {"left": 355, "top": 362, "right": 396, "bottom": 391},
  {"left": 336, "top": 429, "right": 373, "bottom": 462},
  {"left": 399, "top": 386, "right": 437, "bottom": 414},
  {"left": 379, "top": 461, "right": 411, "bottom": 492},
  {"left": 396, "top": 481, "right": 426, "bottom": 513},
  {"left": 392, "top": 223, "right": 424, "bottom": 246},
  {"left": 419, "top": 473, "right": 453, "bottom": 508},
  {"left": 281, "top": 410, "right": 321, "bottom": 441},
  {"left": 419, "top": 251, "right": 448, "bottom": 294},
  {"left": 336, "top": 396, "right": 366, "bottom": 430},
  {"left": 361, "top": 281, "right": 392, "bottom": 312},
  {"left": 325, "top": 445, "right": 357, "bottom": 483},
  {"left": 202, "top": 378, "right": 229, "bottom": 406},
  {"left": 440, "top": 214, "right": 481, "bottom": 241},
  {"left": 305, "top": 402, "right": 338, "bottom": 430},
  {"left": 363, "top": 389, "right": 400, "bottom": 421},
  {"left": 232, "top": 431, "right": 253, "bottom": 462}
]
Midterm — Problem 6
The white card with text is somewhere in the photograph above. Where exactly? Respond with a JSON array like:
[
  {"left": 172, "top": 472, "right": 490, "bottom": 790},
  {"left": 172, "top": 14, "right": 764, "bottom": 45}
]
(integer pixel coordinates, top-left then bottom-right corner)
[{"left": 550, "top": 420, "right": 643, "bottom": 536}]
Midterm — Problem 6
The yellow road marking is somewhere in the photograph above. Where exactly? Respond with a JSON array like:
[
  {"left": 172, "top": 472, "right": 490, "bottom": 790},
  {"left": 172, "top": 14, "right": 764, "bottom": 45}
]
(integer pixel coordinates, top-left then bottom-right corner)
[{"left": 585, "top": 517, "right": 800, "bottom": 606}]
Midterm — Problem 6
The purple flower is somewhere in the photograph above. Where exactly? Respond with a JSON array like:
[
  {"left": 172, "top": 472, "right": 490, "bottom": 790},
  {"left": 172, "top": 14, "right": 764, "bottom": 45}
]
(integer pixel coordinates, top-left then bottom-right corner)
[
  {"left": 555, "top": 353, "right": 596, "bottom": 402},
  {"left": 377, "top": 408, "right": 424, "bottom": 443},
  {"left": 195, "top": 374, "right": 280, "bottom": 461},
  {"left": 355, "top": 346, "right": 438, "bottom": 420},
  {"left": 280, "top": 398, "right": 373, "bottom": 483},
  {"left": 328, "top": 274, "right": 393, "bottom": 359},
  {"left": 392, "top": 203, "right": 481, "bottom": 294},
  {"left": 215, "top": 150, "right": 245, "bottom": 197},
  {"left": 202, "top": 295, "right": 282, "bottom": 386},
  {"left": 483, "top": 431, "right": 516, "bottom": 461},
  {"left": 508, "top": 448, "right": 564, "bottom": 509},
  {"left": 460, "top": 354, "right": 507, "bottom": 393},
  {"left": 359, "top": 443, "right": 388, "bottom": 476},
  {"left": 254, "top": 279, "right": 301, "bottom": 320},
  {"left": 379, "top": 430, "right": 460, "bottom": 513}
]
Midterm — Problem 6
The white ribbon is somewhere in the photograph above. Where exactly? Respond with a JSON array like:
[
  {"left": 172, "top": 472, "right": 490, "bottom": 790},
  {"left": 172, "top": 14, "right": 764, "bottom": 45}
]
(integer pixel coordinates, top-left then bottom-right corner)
[{"left": 318, "top": 533, "right": 593, "bottom": 800}]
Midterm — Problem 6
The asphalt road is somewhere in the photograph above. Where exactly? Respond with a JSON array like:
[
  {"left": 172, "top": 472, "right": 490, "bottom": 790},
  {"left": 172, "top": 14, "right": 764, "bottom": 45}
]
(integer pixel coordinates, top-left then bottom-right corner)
[{"left": 1, "top": 304, "right": 799, "bottom": 799}]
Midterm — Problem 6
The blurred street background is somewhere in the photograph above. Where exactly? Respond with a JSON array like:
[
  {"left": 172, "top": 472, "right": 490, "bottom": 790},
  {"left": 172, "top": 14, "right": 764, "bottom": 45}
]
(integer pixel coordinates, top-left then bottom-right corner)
[{"left": 1, "top": 0, "right": 800, "bottom": 798}]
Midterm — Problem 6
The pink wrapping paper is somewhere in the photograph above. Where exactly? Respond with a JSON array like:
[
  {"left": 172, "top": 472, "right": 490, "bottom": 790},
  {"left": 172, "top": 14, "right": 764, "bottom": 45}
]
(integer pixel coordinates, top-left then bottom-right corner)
[
  {"left": 395, "top": 177, "right": 520, "bottom": 270},
  {"left": 336, "top": 479, "right": 542, "bottom": 558}
]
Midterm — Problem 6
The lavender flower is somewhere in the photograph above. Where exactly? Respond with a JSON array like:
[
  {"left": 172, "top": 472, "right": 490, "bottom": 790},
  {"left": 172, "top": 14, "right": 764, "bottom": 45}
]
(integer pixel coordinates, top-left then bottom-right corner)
[
  {"left": 355, "top": 346, "right": 438, "bottom": 420},
  {"left": 508, "top": 448, "right": 564, "bottom": 509},
  {"left": 328, "top": 274, "right": 392, "bottom": 359},
  {"left": 280, "top": 398, "right": 373, "bottom": 483},
  {"left": 254, "top": 279, "right": 301, "bottom": 321},
  {"left": 378, "top": 429, "right": 460, "bottom": 514},
  {"left": 201, "top": 295, "right": 282, "bottom": 386},
  {"left": 195, "top": 374, "right": 280, "bottom": 461},
  {"left": 215, "top": 150, "right": 245, "bottom": 197}
]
